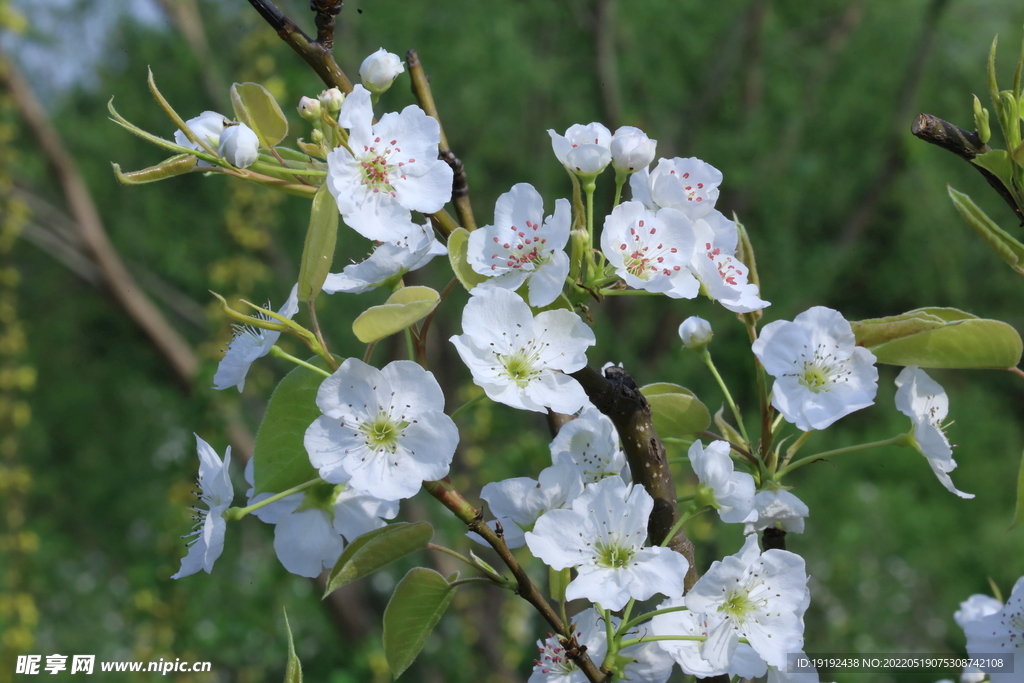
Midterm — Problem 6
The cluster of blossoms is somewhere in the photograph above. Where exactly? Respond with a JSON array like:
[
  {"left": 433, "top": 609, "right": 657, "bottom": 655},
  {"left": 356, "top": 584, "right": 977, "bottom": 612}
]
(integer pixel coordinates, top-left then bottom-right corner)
[{"left": 154, "top": 45, "right": 1008, "bottom": 683}]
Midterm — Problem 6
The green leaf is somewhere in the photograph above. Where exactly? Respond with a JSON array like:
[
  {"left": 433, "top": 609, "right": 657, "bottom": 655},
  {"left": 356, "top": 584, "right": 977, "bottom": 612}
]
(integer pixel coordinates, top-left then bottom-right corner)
[
  {"left": 231, "top": 82, "right": 289, "bottom": 147},
  {"left": 971, "top": 150, "right": 1015, "bottom": 184},
  {"left": 549, "top": 566, "right": 570, "bottom": 602},
  {"left": 948, "top": 187, "right": 1024, "bottom": 275},
  {"left": 640, "top": 382, "right": 711, "bottom": 437},
  {"left": 851, "top": 307, "right": 1022, "bottom": 368},
  {"left": 352, "top": 286, "right": 440, "bottom": 344},
  {"left": 297, "top": 184, "right": 339, "bottom": 302},
  {"left": 325, "top": 522, "right": 433, "bottom": 595},
  {"left": 447, "top": 227, "right": 487, "bottom": 291},
  {"left": 1012, "top": 448, "right": 1024, "bottom": 530},
  {"left": 383, "top": 568, "right": 457, "bottom": 680},
  {"left": 111, "top": 154, "right": 197, "bottom": 185},
  {"left": 283, "top": 609, "right": 303, "bottom": 683},
  {"left": 252, "top": 357, "right": 331, "bottom": 495},
  {"left": 713, "top": 405, "right": 745, "bottom": 446}
]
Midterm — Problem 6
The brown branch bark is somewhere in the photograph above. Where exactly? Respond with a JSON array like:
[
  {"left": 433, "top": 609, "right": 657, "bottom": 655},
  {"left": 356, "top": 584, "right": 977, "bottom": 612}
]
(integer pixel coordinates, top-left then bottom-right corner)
[
  {"left": 912, "top": 113, "right": 1024, "bottom": 225},
  {"left": 570, "top": 365, "right": 698, "bottom": 591},
  {"left": 246, "top": 0, "right": 352, "bottom": 92},
  {"left": 0, "top": 52, "right": 200, "bottom": 387}
]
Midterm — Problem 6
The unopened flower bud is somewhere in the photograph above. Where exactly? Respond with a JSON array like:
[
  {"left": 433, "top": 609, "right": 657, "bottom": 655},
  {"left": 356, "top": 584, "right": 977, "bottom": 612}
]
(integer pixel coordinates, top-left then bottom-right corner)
[
  {"left": 549, "top": 122, "right": 612, "bottom": 180},
  {"left": 318, "top": 88, "right": 345, "bottom": 116},
  {"left": 973, "top": 94, "right": 991, "bottom": 145},
  {"left": 311, "top": 128, "right": 325, "bottom": 144},
  {"left": 679, "top": 316, "right": 713, "bottom": 351},
  {"left": 611, "top": 126, "right": 657, "bottom": 174},
  {"left": 218, "top": 123, "right": 260, "bottom": 168},
  {"left": 175, "top": 111, "right": 227, "bottom": 151},
  {"left": 359, "top": 48, "right": 405, "bottom": 95},
  {"left": 297, "top": 96, "right": 321, "bottom": 122}
]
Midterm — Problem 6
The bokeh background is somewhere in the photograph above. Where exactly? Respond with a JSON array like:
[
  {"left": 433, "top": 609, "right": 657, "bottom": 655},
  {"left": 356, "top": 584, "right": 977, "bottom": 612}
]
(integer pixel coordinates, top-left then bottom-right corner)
[{"left": 2, "top": 0, "right": 1024, "bottom": 681}]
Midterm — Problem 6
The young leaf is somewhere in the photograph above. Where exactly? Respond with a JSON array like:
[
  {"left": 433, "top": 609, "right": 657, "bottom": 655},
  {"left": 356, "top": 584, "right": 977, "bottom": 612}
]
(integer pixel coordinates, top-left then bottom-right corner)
[
  {"left": 948, "top": 187, "right": 1024, "bottom": 275},
  {"left": 252, "top": 356, "right": 333, "bottom": 495},
  {"left": 383, "top": 568, "right": 457, "bottom": 680},
  {"left": 325, "top": 522, "right": 433, "bottom": 595},
  {"left": 352, "top": 286, "right": 440, "bottom": 343},
  {"left": 297, "top": 184, "right": 339, "bottom": 302},
  {"left": 640, "top": 382, "right": 712, "bottom": 437},
  {"left": 851, "top": 307, "right": 1022, "bottom": 368},
  {"left": 111, "top": 155, "right": 197, "bottom": 185},
  {"left": 282, "top": 609, "right": 303, "bottom": 683},
  {"left": 230, "top": 82, "right": 289, "bottom": 148},
  {"left": 446, "top": 227, "right": 488, "bottom": 291}
]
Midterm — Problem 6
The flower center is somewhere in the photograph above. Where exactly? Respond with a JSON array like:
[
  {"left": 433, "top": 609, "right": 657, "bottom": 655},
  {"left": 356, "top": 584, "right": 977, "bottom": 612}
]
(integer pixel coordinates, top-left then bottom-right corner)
[
  {"left": 358, "top": 411, "right": 405, "bottom": 452},
  {"left": 720, "top": 588, "right": 756, "bottom": 620},
  {"left": 703, "top": 244, "right": 744, "bottom": 285},
  {"left": 789, "top": 345, "right": 850, "bottom": 394},
  {"left": 489, "top": 220, "right": 549, "bottom": 272},
  {"left": 594, "top": 540, "right": 635, "bottom": 569},
  {"left": 497, "top": 344, "right": 544, "bottom": 387},
  {"left": 534, "top": 632, "right": 581, "bottom": 675},
  {"left": 615, "top": 218, "right": 680, "bottom": 280},
  {"left": 357, "top": 136, "right": 415, "bottom": 198}
]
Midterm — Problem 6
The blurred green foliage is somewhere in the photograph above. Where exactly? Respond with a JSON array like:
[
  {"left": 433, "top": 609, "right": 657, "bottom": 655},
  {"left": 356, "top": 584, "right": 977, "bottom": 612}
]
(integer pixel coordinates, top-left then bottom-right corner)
[{"left": 5, "top": 0, "right": 1024, "bottom": 681}]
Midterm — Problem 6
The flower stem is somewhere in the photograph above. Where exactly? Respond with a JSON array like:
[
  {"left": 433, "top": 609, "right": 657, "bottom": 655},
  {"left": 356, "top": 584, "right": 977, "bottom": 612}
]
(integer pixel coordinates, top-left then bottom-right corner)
[
  {"left": 660, "top": 507, "right": 705, "bottom": 548},
  {"left": 269, "top": 345, "right": 331, "bottom": 377},
  {"left": 612, "top": 171, "right": 626, "bottom": 207},
  {"left": 621, "top": 604, "right": 690, "bottom": 632},
  {"left": 700, "top": 349, "right": 750, "bottom": 446},
  {"left": 619, "top": 635, "right": 705, "bottom": 648},
  {"left": 776, "top": 435, "right": 908, "bottom": 478},
  {"left": 227, "top": 477, "right": 321, "bottom": 519},
  {"left": 450, "top": 391, "right": 486, "bottom": 419}
]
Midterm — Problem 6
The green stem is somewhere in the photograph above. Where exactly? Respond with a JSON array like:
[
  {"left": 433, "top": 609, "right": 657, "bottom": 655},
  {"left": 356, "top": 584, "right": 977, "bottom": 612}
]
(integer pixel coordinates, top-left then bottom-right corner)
[
  {"left": 700, "top": 349, "right": 751, "bottom": 446},
  {"left": 584, "top": 180, "right": 598, "bottom": 282},
  {"left": 450, "top": 391, "right": 487, "bottom": 419},
  {"left": 448, "top": 577, "right": 499, "bottom": 588},
  {"left": 269, "top": 346, "right": 331, "bottom": 377},
  {"left": 622, "top": 604, "right": 690, "bottom": 632},
  {"left": 404, "top": 326, "right": 418, "bottom": 365},
  {"left": 619, "top": 635, "right": 705, "bottom": 648},
  {"left": 660, "top": 507, "right": 704, "bottom": 548},
  {"left": 776, "top": 435, "right": 908, "bottom": 478},
  {"left": 612, "top": 171, "right": 627, "bottom": 207},
  {"left": 599, "top": 288, "right": 662, "bottom": 296},
  {"left": 251, "top": 160, "right": 326, "bottom": 177},
  {"left": 227, "top": 477, "right": 320, "bottom": 519},
  {"left": 362, "top": 341, "right": 377, "bottom": 365}
]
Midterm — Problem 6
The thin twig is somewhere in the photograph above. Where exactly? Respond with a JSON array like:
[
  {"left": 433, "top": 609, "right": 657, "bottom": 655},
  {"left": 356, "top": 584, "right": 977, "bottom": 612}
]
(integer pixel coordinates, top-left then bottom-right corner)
[
  {"left": 245, "top": 0, "right": 352, "bottom": 92},
  {"left": 406, "top": 49, "right": 477, "bottom": 231}
]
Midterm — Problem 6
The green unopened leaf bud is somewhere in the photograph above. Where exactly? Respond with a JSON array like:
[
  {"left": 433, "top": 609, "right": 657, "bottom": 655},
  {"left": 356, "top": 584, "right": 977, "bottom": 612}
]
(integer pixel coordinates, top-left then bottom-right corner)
[
  {"left": 679, "top": 316, "right": 713, "bottom": 351},
  {"left": 297, "top": 96, "right": 321, "bottom": 122},
  {"left": 318, "top": 88, "right": 345, "bottom": 116},
  {"left": 973, "top": 94, "right": 991, "bottom": 144},
  {"left": 359, "top": 48, "right": 405, "bottom": 95}
]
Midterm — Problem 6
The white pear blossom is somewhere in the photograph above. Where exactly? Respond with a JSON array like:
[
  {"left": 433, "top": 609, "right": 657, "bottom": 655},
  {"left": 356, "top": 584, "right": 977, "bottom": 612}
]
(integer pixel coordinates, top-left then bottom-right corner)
[
  {"left": 955, "top": 593, "right": 1004, "bottom": 629},
  {"left": 218, "top": 122, "right": 259, "bottom": 168},
  {"left": 679, "top": 316, "right": 713, "bottom": 350},
  {"left": 895, "top": 366, "right": 974, "bottom": 499},
  {"left": 743, "top": 489, "right": 810, "bottom": 535},
  {"left": 600, "top": 201, "right": 700, "bottom": 298},
  {"left": 689, "top": 440, "right": 757, "bottom": 524},
  {"left": 467, "top": 183, "right": 571, "bottom": 307},
  {"left": 243, "top": 459, "right": 397, "bottom": 577},
  {"left": 326, "top": 85, "right": 453, "bottom": 243},
  {"left": 475, "top": 460, "right": 584, "bottom": 549},
  {"left": 525, "top": 477, "right": 690, "bottom": 611},
  {"left": 450, "top": 288, "right": 595, "bottom": 414},
  {"left": 689, "top": 213, "right": 769, "bottom": 313},
  {"left": 304, "top": 359, "right": 459, "bottom": 501},
  {"left": 611, "top": 126, "right": 657, "bottom": 174},
  {"left": 548, "top": 122, "right": 612, "bottom": 177},
  {"left": 752, "top": 306, "right": 878, "bottom": 431},
  {"left": 963, "top": 576, "right": 1024, "bottom": 683},
  {"left": 549, "top": 405, "right": 626, "bottom": 484},
  {"left": 630, "top": 156, "right": 723, "bottom": 220},
  {"left": 323, "top": 224, "right": 446, "bottom": 295},
  {"left": 171, "top": 435, "right": 233, "bottom": 579},
  {"left": 359, "top": 48, "right": 405, "bottom": 94},
  {"left": 213, "top": 284, "right": 299, "bottom": 392},
  {"left": 175, "top": 110, "right": 228, "bottom": 167},
  {"left": 685, "top": 534, "right": 809, "bottom": 670},
  {"left": 319, "top": 87, "right": 345, "bottom": 115},
  {"left": 651, "top": 601, "right": 768, "bottom": 679},
  {"left": 530, "top": 607, "right": 674, "bottom": 683}
]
